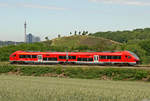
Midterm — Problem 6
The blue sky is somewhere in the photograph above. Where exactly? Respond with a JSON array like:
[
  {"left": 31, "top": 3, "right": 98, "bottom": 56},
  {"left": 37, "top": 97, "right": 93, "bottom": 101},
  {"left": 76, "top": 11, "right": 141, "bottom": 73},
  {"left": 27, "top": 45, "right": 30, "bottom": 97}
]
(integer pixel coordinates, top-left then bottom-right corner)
[{"left": 0, "top": 0, "right": 150, "bottom": 41}]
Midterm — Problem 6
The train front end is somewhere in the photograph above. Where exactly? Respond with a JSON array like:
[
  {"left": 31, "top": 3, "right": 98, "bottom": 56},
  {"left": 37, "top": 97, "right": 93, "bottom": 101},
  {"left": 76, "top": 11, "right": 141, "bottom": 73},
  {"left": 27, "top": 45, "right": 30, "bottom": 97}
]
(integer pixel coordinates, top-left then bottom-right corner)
[
  {"left": 9, "top": 51, "right": 22, "bottom": 64},
  {"left": 128, "top": 51, "right": 140, "bottom": 65}
]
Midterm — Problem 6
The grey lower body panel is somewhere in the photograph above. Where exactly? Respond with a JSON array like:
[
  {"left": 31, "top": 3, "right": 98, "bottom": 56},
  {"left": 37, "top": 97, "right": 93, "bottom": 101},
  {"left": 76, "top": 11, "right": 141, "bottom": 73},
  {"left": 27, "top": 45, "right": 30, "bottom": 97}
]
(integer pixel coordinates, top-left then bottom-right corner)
[
  {"left": 9, "top": 60, "right": 137, "bottom": 65},
  {"left": 75, "top": 61, "right": 136, "bottom": 65}
]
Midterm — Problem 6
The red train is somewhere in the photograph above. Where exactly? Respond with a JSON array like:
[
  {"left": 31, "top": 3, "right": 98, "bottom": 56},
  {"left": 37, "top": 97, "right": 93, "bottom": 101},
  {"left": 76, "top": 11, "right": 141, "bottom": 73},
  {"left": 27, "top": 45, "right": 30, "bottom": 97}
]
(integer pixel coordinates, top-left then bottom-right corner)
[{"left": 9, "top": 51, "right": 140, "bottom": 66}]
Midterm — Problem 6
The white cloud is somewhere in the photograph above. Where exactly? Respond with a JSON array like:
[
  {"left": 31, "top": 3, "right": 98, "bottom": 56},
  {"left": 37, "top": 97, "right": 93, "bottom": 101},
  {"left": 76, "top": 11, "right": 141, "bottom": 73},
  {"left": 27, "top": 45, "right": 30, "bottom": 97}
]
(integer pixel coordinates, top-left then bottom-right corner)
[
  {"left": 20, "top": 3, "right": 66, "bottom": 10},
  {"left": 0, "top": 2, "right": 66, "bottom": 10},
  {"left": 89, "top": 0, "right": 150, "bottom": 6},
  {"left": 0, "top": 3, "right": 9, "bottom": 7}
]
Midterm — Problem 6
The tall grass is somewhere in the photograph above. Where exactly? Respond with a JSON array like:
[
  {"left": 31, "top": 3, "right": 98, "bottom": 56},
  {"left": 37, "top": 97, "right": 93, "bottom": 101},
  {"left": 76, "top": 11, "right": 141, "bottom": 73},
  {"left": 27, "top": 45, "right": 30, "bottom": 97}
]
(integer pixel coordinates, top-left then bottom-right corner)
[{"left": 0, "top": 75, "right": 150, "bottom": 101}]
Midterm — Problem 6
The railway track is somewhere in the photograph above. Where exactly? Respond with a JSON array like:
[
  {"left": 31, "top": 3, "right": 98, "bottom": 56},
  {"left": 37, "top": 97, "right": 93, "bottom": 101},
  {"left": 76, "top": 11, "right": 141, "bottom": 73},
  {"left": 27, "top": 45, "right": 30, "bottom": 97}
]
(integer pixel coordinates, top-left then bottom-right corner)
[
  {"left": 1, "top": 62, "right": 150, "bottom": 69},
  {"left": 10, "top": 64, "right": 150, "bottom": 69}
]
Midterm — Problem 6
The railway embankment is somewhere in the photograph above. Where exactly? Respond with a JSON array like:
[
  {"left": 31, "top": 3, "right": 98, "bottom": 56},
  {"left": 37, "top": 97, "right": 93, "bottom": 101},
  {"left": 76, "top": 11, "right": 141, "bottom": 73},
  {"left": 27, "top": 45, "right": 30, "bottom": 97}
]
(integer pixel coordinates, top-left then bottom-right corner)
[{"left": 0, "top": 64, "right": 150, "bottom": 81}]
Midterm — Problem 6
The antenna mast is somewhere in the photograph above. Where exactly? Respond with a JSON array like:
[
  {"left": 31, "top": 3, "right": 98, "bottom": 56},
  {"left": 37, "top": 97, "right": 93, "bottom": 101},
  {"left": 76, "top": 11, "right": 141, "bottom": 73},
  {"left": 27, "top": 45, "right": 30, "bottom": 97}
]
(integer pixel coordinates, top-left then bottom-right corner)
[{"left": 24, "top": 21, "right": 27, "bottom": 43}]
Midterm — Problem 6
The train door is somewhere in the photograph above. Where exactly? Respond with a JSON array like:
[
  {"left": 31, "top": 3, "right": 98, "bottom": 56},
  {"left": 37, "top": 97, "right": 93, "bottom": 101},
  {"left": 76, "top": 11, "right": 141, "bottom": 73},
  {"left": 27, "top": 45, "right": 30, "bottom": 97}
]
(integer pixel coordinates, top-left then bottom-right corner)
[
  {"left": 124, "top": 55, "right": 132, "bottom": 63},
  {"left": 94, "top": 55, "right": 99, "bottom": 63},
  {"left": 124, "top": 55, "right": 127, "bottom": 62},
  {"left": 37, "top": 55, "right": 43, "bottom": 62}
]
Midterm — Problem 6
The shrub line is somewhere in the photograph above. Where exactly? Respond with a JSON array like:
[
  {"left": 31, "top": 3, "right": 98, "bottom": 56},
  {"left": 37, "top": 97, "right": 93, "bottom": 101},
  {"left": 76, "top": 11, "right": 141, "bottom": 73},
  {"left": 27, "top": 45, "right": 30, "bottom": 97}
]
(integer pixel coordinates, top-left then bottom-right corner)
[{"left": 0, "top": 65, "right": 150, "bottom": 81}]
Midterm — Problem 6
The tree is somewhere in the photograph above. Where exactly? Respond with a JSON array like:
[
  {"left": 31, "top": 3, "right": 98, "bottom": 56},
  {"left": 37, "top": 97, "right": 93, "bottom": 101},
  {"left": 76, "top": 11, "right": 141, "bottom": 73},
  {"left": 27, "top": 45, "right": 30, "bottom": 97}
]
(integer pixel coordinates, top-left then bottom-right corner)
[
  {"left": 85, "top": 31, "right": 88, "bottom": 35},
  {"left": 79, "top": 31, "right": 81, "bottom": 35},
  {"left": 58, "top": 34, "right": 61, "bottom": 38},
  {"left": 82, "top": 31, "right": 86, "bottom": 35},
  {"left": 74, "top": 31, "right": 77, "bottom": 35},
  {"left": 70, "top": 32, "right": 72, "bottom": 35},
  {"left": 139, "top": 40, "right": 150, "bottom": 55},
  {"left": 45, "top": 37, "right": 49, "bottom": 41},
  {"left": 88, "top": 33, "right": 92, "bottom": 35}
]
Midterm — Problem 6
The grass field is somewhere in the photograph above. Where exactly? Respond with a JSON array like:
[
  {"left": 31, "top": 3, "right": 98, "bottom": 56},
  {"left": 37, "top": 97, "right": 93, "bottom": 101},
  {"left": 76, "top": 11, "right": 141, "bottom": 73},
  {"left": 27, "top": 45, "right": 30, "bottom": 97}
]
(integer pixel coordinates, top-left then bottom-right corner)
[{"left": 0, "top": 75, "right": 150, "bottom": 101}]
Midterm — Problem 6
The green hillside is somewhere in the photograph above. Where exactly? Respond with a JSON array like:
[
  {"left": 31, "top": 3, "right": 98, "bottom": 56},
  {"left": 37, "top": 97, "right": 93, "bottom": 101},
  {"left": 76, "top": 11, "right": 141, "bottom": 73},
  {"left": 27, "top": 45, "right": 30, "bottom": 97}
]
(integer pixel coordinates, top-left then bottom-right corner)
[
  {"left": 0, "top": 35, "right": 120, "bottom": 61},
  {"left": 51, "top": 35, "right": 120, "bottom": 51},
  {"left": 91, "top": 28, "right": 150, "bottom": 43}
]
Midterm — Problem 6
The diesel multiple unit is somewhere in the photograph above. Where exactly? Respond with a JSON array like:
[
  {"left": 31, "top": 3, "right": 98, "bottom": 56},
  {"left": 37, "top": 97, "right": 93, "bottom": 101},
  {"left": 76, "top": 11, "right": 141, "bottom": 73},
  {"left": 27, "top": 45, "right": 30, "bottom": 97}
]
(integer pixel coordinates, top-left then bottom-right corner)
[{"left": 9, "top": 51, "right": 140, "bottom": 65}]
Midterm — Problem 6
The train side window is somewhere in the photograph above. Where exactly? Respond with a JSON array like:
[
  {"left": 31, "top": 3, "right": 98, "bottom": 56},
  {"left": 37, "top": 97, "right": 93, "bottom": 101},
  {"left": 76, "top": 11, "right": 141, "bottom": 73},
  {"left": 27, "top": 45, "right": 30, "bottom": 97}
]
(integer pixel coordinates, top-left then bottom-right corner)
[
  {"left": 27, "top": 55, "right": 31, "bottom": 58},
  {"left": 48, "top": 58, "right": 57, "bottom": 61},
  {"left": 23, "top": 55, "right": 26, "bottom": 58},
  {"left": 100, "top": 56, "right": 107, "bottom": 59},
  {"left": 19, "top": 55, "right": 25, "bottom": 58},
  {"left": 43, "top": 58, "right": 48, "bottom": 61},
  {"left": 69, "top": 56, "right": 76, "bottom": 59},
  {"left": 77, "top": 58, "right": 81, "bottom": 61},
  {"left": 83, "top": 58, "right": 87, "bottom": 61},
  {"left": 107, "top": 56, "right": 112, "bottom": 59},
  {"left": 72, "top": 56, "right": 76, "bottom": 59},
  {"left": 77, "top": 58, "right": 93, "bottom": 61},
  {"left": 88, "top": 58, "right": 93, "bottom": 61},
  {"left": 53, "top": 58, "right": 57, "bottom": 61},
  {"left": 19, "top": 55, "right": 22, "bottom": 58},
  {"left": 59, "top": 56, "right": 66, "bottom": 59},
  {"left": 112, "top": 56, "right": 121, "bottom": 59},
  {"left": 128, "top": 56, "right": 131, "bottom": 59},
  {"left": 48, "top": 58, "right": 51, "bottom": 61},
  {"left": 32, "top": 55, "right": 37, "bottom": 58},
  {"left": 118, "top": 56, "right": 121, "bottom": 59},
  {"left": 113, "top": 56, "right": 118, "bottom": 59}
]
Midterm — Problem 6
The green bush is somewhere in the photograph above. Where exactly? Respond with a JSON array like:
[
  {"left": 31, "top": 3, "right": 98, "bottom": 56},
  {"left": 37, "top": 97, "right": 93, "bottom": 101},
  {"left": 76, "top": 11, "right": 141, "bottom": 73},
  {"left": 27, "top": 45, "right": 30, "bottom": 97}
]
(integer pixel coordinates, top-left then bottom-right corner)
[
  {"left": 0, "top": 65, "right": 150, "bottom": 81},
  {"left": 142, "top": 56, "right": 150, "bottom": 64},
  {"left": 0, "top": 65, "right": 14, "bottom": 73},
  {"left": 134, "top": 70, "right": 148, "bottom": 80}
]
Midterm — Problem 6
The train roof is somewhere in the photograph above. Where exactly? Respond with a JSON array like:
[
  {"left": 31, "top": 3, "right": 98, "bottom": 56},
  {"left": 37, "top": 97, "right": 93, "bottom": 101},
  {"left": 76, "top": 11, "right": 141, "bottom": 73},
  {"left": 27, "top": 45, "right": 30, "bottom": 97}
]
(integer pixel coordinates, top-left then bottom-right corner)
[{"left": 14, "top": 50, "right": 128, "bottom": 55}]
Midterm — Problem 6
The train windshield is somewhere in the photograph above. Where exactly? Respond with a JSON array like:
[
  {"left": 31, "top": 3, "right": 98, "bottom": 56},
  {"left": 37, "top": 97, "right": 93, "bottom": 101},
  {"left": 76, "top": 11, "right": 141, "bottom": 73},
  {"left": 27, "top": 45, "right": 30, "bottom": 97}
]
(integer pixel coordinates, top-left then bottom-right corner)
[{"left": 128, "top": 51, "right": 140, "bottom": 60}]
